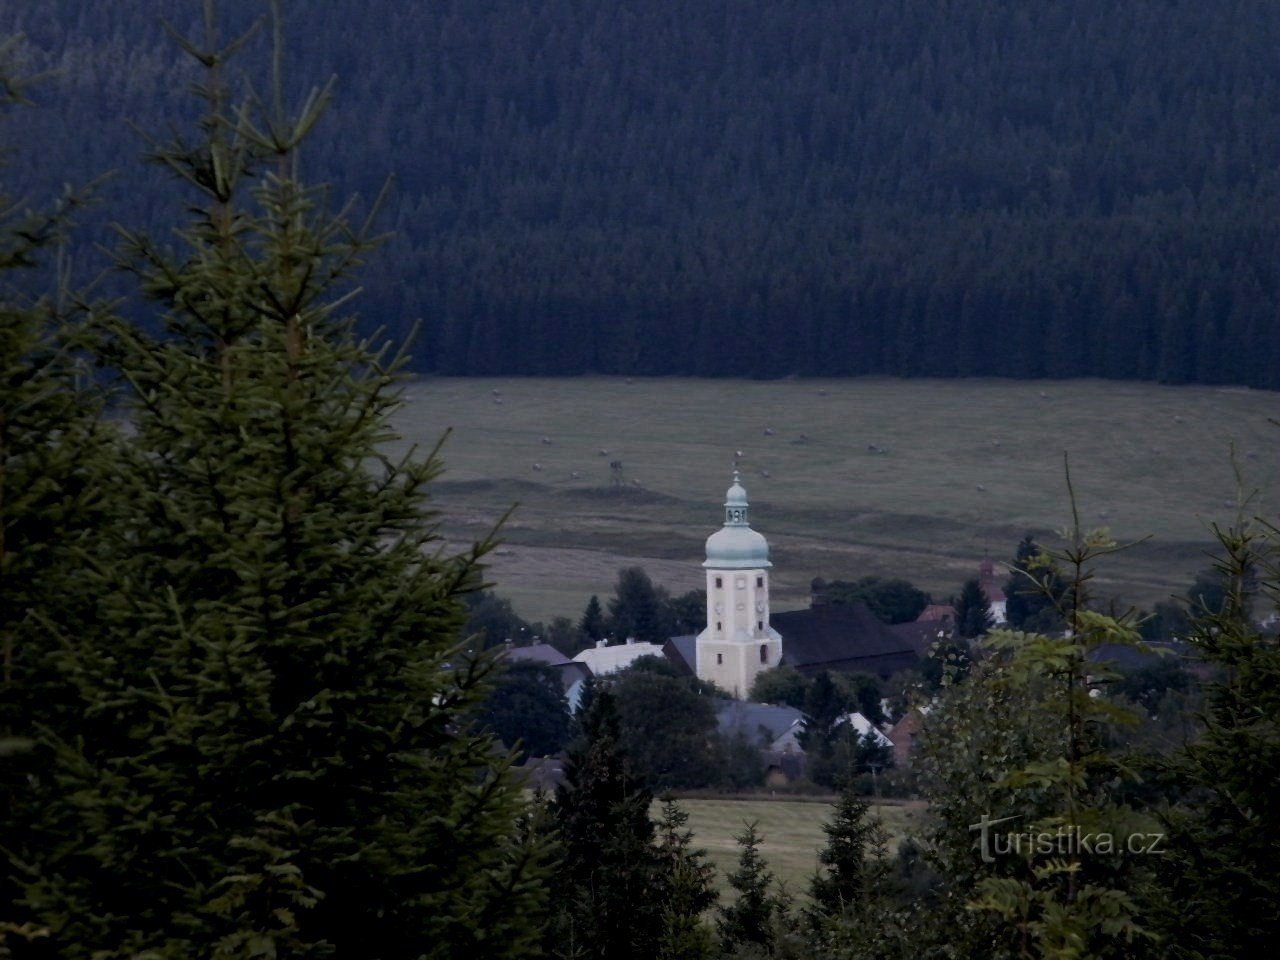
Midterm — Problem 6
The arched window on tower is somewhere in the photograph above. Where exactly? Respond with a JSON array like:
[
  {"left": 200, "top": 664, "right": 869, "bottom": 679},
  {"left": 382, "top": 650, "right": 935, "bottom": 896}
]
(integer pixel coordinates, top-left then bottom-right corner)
[{"left": 760, "top": 644, "right": 769, "bottom": 664}]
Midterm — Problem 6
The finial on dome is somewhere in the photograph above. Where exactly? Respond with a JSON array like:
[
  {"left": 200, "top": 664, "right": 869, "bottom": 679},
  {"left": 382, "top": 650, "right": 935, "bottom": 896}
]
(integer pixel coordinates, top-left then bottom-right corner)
[{"left": 706, "top": 472, "right": 770, "bottom": 567}]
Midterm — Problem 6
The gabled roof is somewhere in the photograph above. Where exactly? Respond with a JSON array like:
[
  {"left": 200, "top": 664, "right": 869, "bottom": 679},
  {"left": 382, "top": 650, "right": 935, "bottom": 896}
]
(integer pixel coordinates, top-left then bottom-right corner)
[
  {"left": 555, "top": 661, "right": 592, "bottom": 694},
  {"left": 663, "top": 634, "right": 698, "bottom": 675},
  {"left": 572, "top": 641, "right": 666, "bottom": 676},
  {"left": 503, "top": 642, "right": 572, "bottom": 666},
  {"left": 772, "top": 602, "right": 919, "bottom": 677},
  {"left": 887, "top": 619, "right": 949, "bottom": 656},
  {"left": 916, "top": 604, "right": 955, "bottom": 622},
  {"left": 714, "top": 699, "right": 803, "bottom": 745},
  {"left": 839, "top": 711, "right": 894, "bottom": 748}
]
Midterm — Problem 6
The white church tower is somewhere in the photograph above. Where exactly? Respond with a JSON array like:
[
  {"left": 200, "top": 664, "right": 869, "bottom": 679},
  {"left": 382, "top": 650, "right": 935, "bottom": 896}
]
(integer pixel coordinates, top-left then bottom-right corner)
[{"left": 695, "top": 472, "right": 783, "bottom": 698}]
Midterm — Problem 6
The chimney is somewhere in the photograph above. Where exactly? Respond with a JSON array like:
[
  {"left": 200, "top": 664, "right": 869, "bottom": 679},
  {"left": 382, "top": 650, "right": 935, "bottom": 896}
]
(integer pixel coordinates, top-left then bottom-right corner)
[
  {"left": 596, "top": 638, "right": 607, "bottom": 648},
  {"left": 810, "top": 577, "right": 828, "bottom": 608},
  {"left": 625, "top": 636, "right": 636, "bottom": 645}
]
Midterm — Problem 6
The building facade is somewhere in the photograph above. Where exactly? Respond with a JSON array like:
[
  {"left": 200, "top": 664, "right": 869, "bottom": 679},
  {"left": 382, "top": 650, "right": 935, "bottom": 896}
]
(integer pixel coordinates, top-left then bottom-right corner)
[{"left": 695, "top": 473, "right": 783, "bottom": 697}]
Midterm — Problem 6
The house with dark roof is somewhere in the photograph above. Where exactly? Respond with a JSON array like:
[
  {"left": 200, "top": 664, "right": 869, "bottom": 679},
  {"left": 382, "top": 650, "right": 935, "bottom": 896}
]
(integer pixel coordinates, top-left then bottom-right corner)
[
  {"left": 714, "top": 699, "right": 803, "bottom": 746},
  {"left": 770, "top": 601, "right": 922, "bottom": 679},
  {"left": 714, "top": 699, "right": 808, "bottom": 784}
]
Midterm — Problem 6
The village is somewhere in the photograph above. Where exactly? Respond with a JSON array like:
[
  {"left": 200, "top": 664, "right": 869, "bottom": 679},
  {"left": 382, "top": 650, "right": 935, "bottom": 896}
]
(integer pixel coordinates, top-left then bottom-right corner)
[{"left": 490, "top": 471, "right": 1174, "bottom": 795}]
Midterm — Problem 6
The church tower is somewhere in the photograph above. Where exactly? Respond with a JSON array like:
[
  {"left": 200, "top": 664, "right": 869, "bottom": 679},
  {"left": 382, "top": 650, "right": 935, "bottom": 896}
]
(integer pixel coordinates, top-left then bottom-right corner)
[{"left": 695, "top": 472, "right": 783, "bottom": 698}]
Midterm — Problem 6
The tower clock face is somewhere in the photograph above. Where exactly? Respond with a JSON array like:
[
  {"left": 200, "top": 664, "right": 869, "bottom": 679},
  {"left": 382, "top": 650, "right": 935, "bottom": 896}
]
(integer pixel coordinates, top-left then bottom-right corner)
[
  {"left": 755, "top": 600, "right": 765, "bottom": 612},
  {"left": 714, "top": 602, "right": 724, "bottom": 615}
]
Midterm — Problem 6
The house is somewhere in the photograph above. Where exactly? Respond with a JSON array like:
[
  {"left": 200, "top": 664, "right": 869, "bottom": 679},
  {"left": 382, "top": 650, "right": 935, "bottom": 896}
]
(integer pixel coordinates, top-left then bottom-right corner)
[
  {"left": 714, "top": 699, "right": 803, "bottom": 747},
  {"left": 887, "top": 707, "right": 927, "bottom": 767},
  {"left": 839, "top": 711, "right": 894, "bottom": 750},
  {"left": 714, "top": 699, "right": 808, "bottom": 784},
  {"left": 572, "top": 638, "right": 667, "bottom": 679},
  {"left": 915, "top": 603, "right": 955, "bottom": 625},
  {"left": 771, "top": 601, "right": 922, "bottom": 679}
]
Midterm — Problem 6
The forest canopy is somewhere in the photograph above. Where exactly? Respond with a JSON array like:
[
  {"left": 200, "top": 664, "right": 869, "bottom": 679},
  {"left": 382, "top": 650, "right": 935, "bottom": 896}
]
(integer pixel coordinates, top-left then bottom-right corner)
[{"left": 6, "top": 0, "right": 1279, "bottom": 385}]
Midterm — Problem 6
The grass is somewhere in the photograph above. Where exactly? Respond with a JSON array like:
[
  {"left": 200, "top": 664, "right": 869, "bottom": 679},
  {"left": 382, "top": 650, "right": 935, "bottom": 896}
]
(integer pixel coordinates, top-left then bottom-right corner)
[
  {"left": 657, "top": 795, "right": 924, "bottom": 900},
  {"left": 390, "top": 376, "right": 1280, "bottom": 623}
]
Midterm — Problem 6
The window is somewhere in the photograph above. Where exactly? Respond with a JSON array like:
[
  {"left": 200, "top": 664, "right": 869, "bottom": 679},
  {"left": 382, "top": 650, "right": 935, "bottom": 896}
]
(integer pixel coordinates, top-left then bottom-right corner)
[
  {"left": 757, "top": 620, "right": 763, "bottom": 631},
  {"left": 760, "top": 644, "right": 769, "bottom": 664},
  {"left": 715, "top": 577, "right": 722, "bottom": 589},
  {"left": 716, "top": 653, "right": 723, "bottom": 665},
  {"left": 716, "top": 621, "right": 722, "bottom": 631},
  {"left": 756, "top": 576, "right": 764, "bottom": 588}
]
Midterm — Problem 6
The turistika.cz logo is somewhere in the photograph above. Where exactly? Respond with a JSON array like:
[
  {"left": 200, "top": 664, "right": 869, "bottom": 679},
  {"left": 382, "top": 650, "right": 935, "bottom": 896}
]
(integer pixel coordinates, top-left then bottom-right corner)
[{"left": 968, "top": 814, "right": 1166, "bottom": 864}]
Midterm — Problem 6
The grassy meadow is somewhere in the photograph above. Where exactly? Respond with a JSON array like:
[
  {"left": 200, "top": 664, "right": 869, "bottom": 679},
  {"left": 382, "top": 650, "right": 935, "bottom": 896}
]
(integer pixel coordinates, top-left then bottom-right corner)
[
  {"left": 658, "top": 796, "right": 923, "bottom": 900},
  {"left": 390, "top": 376, "right": 1280, "bottom": 623}
]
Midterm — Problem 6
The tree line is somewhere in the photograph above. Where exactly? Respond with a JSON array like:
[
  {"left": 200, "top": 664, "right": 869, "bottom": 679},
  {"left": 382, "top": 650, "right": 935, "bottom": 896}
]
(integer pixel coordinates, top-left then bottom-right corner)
[{"left": 6, "top": 0, "right": 1280, "bottom": 385}]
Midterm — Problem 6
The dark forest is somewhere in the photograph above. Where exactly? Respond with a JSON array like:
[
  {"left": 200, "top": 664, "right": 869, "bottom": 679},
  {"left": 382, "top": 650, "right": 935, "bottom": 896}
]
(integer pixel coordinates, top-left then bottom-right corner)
[{"left": 7, "top": 0, "right": 1279, "bottom": 384}]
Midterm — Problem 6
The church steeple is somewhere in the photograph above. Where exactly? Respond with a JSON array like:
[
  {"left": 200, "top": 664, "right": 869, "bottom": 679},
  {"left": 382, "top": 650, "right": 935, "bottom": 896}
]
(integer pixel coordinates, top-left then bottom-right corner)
[{"left": 695, "top": 472, "right": 783, "bottom": 698}]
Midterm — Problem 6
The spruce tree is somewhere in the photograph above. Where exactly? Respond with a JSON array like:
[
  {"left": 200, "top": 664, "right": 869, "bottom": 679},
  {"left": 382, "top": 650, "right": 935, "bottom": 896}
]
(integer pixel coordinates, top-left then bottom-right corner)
[
  {"left": 607, "top": 566, "right": 674, "bottom": 643},
  {"left": 717, "top": 821, "right": 778, "bottom": 955},
  {"left": 8, "top": 4, "right": 550, "bottom": 956},
  {"left": 808, "top": 786, "right": 891, "bottom": 917},
  {"left": 1003, "top": 535, "right": 1065, "bottom": 632},
  {"left": 548, "top": 685, "right": 663, "bottom": 960},
  {"left": 806, "top": 784, "right": 904, "bottom": 960},
  {"left": 579, "top": 594, "right": 605, "bottom": 643},
  {"left": 653, "top": 796, "right": 718, "bottom": 960},
  {"left": 0, "top": 49, "right": 118, "bottom": 954},
  {"left": 799, "top": 670, "right": 850, "bottom": 788},
  {"left": 952, "top": 577, "right": 994, "bottom": 638},
  {"left": 1153, "top": 515, "right": 1280, "bottom": 957}
]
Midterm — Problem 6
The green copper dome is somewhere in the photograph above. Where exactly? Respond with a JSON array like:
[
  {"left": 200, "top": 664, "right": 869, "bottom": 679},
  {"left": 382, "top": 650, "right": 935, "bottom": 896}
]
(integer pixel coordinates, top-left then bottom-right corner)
[{"left": 704, "top": 472, "right": 771, "bottom": 569}]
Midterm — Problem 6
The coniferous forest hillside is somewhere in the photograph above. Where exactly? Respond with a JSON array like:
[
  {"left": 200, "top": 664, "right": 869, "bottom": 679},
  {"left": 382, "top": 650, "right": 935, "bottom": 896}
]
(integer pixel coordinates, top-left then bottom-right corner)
[{"left": 8, "top": 0, "right": 1280, "bottom": 384}]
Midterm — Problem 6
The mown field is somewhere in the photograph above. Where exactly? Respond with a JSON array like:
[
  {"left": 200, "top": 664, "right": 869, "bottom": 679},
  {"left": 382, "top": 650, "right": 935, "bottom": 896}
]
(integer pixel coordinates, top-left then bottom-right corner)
[
  {"left": 390, "top": 376, "right": 1280, "bottom": 623},
  {"left": 658, "top": 796, "right": 923, "bottom": 900}
]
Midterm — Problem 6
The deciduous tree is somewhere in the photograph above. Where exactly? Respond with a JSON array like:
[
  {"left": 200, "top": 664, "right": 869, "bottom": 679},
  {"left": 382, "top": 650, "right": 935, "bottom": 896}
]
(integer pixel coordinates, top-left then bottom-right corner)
[
  {"left": 748, "top": 665, "right": 809, "bottom": 710},
  {"left": 479, "top": 660, "right": 572, "bottom": 760},
  {"left": 613, "top": 667, "right": 719, "bottom": 789},
  {"left": 825, "top": 577, "right": 930, "bottom": 624}
]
